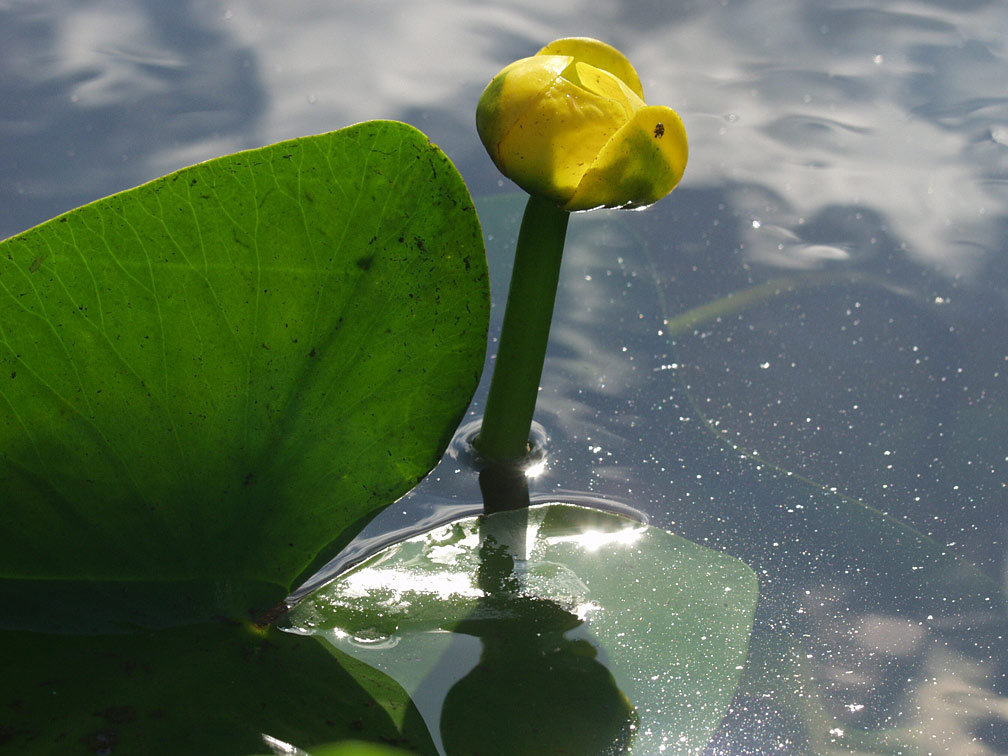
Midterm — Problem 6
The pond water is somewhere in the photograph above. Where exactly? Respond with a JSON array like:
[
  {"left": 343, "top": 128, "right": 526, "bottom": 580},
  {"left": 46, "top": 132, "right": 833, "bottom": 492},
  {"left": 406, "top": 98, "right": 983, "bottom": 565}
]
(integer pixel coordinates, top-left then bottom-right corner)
[{"left": 3, "top": 0, "right": 1006, "bottom": 754}]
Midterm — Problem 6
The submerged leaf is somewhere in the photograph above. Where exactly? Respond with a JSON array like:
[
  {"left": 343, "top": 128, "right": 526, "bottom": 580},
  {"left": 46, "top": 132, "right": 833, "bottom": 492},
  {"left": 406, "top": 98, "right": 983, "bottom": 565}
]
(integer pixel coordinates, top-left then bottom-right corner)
[
  {"left": 0, "top": 621, "right": 436, "bottom": 756},
  {"left": 288, "top": 503, "right": 759, "bottom": 755}
]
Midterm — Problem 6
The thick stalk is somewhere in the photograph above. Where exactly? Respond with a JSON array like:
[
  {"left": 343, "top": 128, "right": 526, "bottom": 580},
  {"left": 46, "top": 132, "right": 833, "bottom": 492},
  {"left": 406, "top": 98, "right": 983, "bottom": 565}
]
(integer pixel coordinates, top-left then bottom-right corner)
[{"left": 477, "top": 195, "right": 570, "bottom": 463}]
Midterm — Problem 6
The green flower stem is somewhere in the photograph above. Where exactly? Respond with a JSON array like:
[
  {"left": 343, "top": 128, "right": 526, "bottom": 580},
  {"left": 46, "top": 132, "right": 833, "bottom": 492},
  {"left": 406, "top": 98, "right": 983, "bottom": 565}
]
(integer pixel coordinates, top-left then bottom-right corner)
[{"left": 477, "top": 194, "right": 570, "bottom": 463}]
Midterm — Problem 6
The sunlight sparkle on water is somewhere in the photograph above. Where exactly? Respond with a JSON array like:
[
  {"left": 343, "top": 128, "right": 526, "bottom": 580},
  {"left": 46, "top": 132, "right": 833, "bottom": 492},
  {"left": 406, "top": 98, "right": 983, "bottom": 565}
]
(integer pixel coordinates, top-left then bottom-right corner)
[
  {"left": 339, "top": 567, "right": 482, "bottom": 601},
  {"left": 544, "top": 526, "right": 646, "bottom": 551},
  {"left": 261, "top": 734, "right": 308, "bottom": 756},
  {"left": 523, "top": 458, "right": 547, "bottom": 478},
  {"left": 572, "top": 600, "right": 603, "bottom": 621}
]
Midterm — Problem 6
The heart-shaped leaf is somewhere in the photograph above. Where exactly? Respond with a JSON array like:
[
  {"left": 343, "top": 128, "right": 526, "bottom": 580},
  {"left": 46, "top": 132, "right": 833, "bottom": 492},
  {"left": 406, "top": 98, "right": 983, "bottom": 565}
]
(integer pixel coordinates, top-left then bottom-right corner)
[{"left": 0, "top": 121, "right": 489, "bottom": 629}]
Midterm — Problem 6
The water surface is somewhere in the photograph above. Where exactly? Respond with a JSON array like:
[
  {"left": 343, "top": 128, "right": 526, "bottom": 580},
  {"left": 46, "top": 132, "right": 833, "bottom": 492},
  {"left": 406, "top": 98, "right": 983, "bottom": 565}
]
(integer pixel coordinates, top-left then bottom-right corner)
[{"left": 2, "top": 1, "right": 1006, "bottom": 753}]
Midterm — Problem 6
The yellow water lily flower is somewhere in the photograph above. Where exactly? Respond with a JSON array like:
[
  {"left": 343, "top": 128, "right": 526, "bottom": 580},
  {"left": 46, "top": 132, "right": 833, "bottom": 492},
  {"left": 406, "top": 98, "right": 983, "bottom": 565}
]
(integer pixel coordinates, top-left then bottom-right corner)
[{"left": 476, "top": 37, "right": 688, "bottom": 211}]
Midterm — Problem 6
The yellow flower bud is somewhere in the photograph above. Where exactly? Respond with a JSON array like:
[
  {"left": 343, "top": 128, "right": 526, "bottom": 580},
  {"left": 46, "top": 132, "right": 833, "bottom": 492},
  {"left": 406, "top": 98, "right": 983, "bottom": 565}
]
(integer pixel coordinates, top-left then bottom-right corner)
[{"left": 476, "top": 37, "right": 688, "bottom": 212}]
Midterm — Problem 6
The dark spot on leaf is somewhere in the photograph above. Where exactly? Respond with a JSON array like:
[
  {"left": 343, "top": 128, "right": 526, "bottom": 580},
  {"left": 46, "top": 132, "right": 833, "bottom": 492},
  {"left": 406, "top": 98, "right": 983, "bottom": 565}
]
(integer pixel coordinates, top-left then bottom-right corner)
[
  {"left": 10, "top": 372, "right": 15, "bottom": 379},
  {"left": 309, "top": 347, "right": 317, "bottom": 358},
  {"left": 356, "top": 255, "right": 374, "bottom": 271},
  {"left": 654, "top": 123, "right": 665, "bottom": 138},
  {"left": 463, "top": 256, "right": 471, "bottom": 271},
  {"left": 414, "top": 236, "right": 428, "bottom": 254},
  {"left": 190, "top": 178, "right": 198, "bottom": 186},
  {"left": 243, "top": 473, "right": 255, "bottom": 487}
]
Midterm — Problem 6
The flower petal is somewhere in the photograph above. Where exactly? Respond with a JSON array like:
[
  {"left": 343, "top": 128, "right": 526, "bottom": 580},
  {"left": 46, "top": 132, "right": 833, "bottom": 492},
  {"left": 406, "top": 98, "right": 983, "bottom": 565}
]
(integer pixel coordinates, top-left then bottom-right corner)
[
  {"left": 537, "top": 37, "right": 645, "bottom": 100},
  {"left": 476, "top": 55, "right": 570, "bottom": 169},
  {"left": 495, "top": 69, "right": 631, "bottom": 204},
  {"left": 564, "top": 105, "right": 688, "bottom": 212},
  {"left": 567, "top": 62, "right": 644, "bottom": 121}
]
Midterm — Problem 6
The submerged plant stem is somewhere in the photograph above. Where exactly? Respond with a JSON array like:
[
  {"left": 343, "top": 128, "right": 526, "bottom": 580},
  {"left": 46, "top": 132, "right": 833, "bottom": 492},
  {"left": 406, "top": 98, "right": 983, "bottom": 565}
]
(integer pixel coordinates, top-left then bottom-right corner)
[{"left": 477, "top": 195, "right": 570, "bottom": 463}]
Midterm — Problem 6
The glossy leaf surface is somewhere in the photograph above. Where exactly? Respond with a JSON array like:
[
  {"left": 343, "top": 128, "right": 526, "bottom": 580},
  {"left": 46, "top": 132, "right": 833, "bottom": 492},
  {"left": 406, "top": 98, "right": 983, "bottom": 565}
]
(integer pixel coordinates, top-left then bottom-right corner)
[
  {"left": 287, "top": 503, "right": 760, "bottom": 756},
  {"left": 0, "top": 120, "right": 489, "bottom": 628}
]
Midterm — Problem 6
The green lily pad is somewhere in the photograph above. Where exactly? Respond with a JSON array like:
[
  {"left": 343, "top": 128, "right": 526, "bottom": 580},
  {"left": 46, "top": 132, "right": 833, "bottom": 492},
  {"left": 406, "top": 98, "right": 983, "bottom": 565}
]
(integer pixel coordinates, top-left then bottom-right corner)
[
  {"left": 0, "top": 621, "right": 436, "bottom": 756},
  {"left": 287, "top": 503, "right": 759, "bottom": 756},
  {"left": 0, "top": 120, "right": 489, "bottom": 629}
]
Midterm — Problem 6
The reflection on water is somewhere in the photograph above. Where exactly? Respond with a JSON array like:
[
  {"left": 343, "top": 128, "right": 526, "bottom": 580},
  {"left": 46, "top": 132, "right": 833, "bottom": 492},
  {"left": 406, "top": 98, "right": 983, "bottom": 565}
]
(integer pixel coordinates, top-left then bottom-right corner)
[
  {"left": 438, "top": 595, "right": 637, "bottom": 756},
  {"left": 0, "top": 0, "right": 265, "bottom": 236},
  {"left": 3, "top": 0, "right": 1007, "bottom": 753},
  {"left": 287, "top": 504, "right": 758, "bottom": 756}
]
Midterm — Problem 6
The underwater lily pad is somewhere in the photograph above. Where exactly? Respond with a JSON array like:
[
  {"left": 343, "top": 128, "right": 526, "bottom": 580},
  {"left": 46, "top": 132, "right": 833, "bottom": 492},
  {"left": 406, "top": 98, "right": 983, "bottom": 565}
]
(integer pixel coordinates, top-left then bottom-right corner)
[
  {"left": 286, "top": 503, "right": 759, "bottom": 756},
  {"left": 0, "top": 621, "right": 435, "bottom": 755}
]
